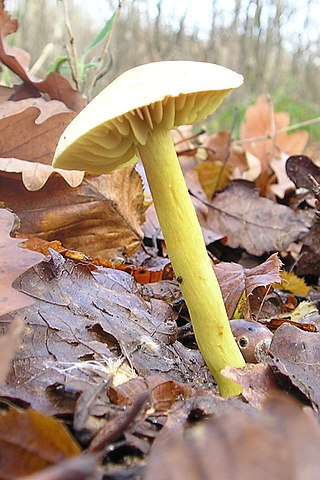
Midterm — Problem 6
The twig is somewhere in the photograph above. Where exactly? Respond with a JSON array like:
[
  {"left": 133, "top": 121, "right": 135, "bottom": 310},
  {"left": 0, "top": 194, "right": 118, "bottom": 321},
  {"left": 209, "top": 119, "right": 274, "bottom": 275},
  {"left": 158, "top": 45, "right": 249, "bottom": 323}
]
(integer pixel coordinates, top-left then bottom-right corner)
[
  {"left": 60, "top": 0, "right": 79, "bottom": 89},
  {"left": 234, "top": 116, "right": 320, "bottom": 146},
  {"left": 86, "top": 0, "right": 125, "bottom": 100},
  {"left": 88, "top": 390, "right": 150, "bottom": 454}
]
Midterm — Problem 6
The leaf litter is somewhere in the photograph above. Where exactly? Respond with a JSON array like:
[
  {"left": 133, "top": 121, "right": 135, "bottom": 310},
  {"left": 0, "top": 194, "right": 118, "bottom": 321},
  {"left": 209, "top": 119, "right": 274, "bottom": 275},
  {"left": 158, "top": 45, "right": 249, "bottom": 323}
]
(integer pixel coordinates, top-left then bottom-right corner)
[{"left": 1, "top": 2, "right": 320, "bottom": 477}]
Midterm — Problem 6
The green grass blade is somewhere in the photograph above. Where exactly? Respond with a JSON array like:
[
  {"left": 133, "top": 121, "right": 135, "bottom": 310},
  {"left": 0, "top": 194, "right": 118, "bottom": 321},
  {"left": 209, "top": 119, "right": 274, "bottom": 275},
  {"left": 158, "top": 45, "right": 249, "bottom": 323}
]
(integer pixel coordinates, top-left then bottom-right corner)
[{"left": 84, "top": 12, "right": 116, "bottom": 54}]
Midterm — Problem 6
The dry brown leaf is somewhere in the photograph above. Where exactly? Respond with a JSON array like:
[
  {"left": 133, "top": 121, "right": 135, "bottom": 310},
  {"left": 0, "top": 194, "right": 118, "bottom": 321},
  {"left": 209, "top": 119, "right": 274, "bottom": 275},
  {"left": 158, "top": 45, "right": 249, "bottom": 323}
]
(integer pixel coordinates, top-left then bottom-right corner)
[
  {"left": 0, "top": 252, "right": 205, "bottom": 414},
  {"left": 0, "top": 209, "right": 43, "bottom": 316},
  {"left": 0, "top": 405, "right": 80, "bottom": 479},
  {"left": 145, "top": 395, "right": 320, "bottom": 480},
  {"left": 269, "top": 323, "right": 320, "bottom": 410},
  {"left": 202, "top": 130, "right": 248, "bottom": 175},
  {"left": 214, "top": 253, "right": 282, "bottom": 318},
  {"left": 0, "top": 2, "right": 83, "bottom": 112},
  {"left": 207, "top": 180, "right": 307, "bottom": 255},
  {"left": 240, "top": 95, "right": 309, "bottom": 193},
  {"left": 286, "top": 154, "right": 320, "bottom": 190},
  {"left": 222, "top": 363, "right": 278, "bottom": 408},
  {"left": 0, "top": 98, "right": 83, "bottom": 190},
  {"left": 0, "top": 166, "right": 145, "bottom": 258},
  {"left": 296, "top": 223, "right": 320, "bottom": 276}
]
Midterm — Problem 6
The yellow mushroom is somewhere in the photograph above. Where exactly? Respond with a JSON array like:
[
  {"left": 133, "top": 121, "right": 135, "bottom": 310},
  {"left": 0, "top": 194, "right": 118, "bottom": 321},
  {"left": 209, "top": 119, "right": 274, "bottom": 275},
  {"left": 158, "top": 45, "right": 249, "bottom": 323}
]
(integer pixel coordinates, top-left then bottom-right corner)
[{"left": 53, "top": 61, "right": 245, "bottom": 397}]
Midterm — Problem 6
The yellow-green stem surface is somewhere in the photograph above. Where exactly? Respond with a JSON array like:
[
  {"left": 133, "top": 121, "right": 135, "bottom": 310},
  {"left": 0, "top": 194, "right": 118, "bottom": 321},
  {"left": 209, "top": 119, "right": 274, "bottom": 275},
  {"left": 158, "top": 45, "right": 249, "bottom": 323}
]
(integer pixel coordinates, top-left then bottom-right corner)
[{"left": 138, "top": 127, "right": 245, "bottom": 397}]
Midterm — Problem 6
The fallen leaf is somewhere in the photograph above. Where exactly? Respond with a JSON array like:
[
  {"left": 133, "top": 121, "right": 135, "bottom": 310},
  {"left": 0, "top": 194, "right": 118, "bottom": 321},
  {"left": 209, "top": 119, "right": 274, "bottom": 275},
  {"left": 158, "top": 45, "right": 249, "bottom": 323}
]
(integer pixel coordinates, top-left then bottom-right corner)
[
  {"left": 222, "top": 363, "right": 278, "bottom": 408},
  {"left": 214, "top": 253, "right": 282, "bottom": 318},
  {"left": 296, "top": 223, "right": 320, "bottom": 276},
  {"left": 207, "top": 180, "right": 308, "bottom": 255},
  {"left": 108, "top": 376, "right": 193, "bottom": 410},
  {"left": 1, "top": 166, "right": 145, "bottom": 258},
  {"left": 0, "top": 252, "right": 206, "bottom": 414},
  {"left": 269, "top": 151, "right": 295, "bottom": 198},
  {"left": 195, "top": 160, "right": 232, "bottom": 199},
  {"left": 0, "top": 405, "right": 80, "bottom": 479},
  {"left": 0, "top": 98, "right": 83, "bottom": 190},
  {"left": 286, "top": 155, "right": 320, "bottom": 191},
  {"left": 274, "top": 270, "right": 310, "bottom": 296},
  {"left": 240, "top": 95, "right": 308, "bottom": 193},
  {"left": 201, "top": 130, "right": 248, "bottom": 178},
  {"left": 0, "top": 209, "right": 43, "bottom": 316},
  {"left": 145, "top": 394, "right": 320, "bottom": 480},
  {"left": 269, "top": 323, "right": 320, "bottom": 410}
]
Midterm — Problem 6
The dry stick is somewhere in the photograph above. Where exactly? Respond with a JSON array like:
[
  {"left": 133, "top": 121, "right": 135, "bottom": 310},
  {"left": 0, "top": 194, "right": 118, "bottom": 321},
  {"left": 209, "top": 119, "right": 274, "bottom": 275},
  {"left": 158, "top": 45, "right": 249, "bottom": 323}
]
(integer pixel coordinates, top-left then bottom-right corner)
[
  {"left": 234, "top": 116, "right": 320, "bottom": 146},
  {"left": 61, "top": 0, "right": 79, "bottom": 90},
  {"left": 88, "top": 390, "right": 150, "bottom": 454},
  {"left": 86, "top": 1, "right": 125, "bottom": 100}
]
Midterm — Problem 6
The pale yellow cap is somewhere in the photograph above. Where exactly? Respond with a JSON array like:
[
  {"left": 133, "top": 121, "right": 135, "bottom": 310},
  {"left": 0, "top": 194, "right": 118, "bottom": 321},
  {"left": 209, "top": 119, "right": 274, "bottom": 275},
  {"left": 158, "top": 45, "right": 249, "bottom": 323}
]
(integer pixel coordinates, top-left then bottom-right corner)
[{"left": 53, "top": 61, "right": 243, "bottom": 174}]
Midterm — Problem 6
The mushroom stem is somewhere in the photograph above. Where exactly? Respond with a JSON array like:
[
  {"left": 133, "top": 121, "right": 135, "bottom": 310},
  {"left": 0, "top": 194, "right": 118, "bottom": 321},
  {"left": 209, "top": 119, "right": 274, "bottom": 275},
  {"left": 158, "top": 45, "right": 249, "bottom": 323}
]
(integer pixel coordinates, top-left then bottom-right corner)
[{"left": 137, "top": 126, "right": 245, "bottom": 397}]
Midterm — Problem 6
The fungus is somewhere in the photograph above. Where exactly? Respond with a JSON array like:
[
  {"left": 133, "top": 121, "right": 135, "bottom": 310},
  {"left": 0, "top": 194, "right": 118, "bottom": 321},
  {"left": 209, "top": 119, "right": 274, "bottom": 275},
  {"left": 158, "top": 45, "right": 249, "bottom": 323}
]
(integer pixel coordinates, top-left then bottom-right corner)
[{"left": 53, "top": 61, "right": 245, "bottom": 396}]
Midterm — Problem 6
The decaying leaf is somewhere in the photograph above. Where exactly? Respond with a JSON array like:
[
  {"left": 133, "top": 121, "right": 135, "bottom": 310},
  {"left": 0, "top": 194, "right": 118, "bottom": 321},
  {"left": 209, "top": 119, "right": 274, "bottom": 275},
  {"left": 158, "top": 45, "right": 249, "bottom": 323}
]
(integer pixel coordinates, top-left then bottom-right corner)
[
  {"left": 286, "top": 155, "right": 320, "bottom": 191},
  {"left": 0, "top": 405, "right": 80, "bottom": 479},
  {"left": 1, "top": 166, "right": 145, "bottom": 258},
  {"left": 296, "top": 223, "right": 320, "bottom": 276},
  {"left": 0, "top": 252, "right": 210, "bottom": 414},
  {"left": 222, "top": 363, "right": 278, "bottom": 408},
  {"left": 269, "top": 323, "right": 320, "bottom": 411},
  {"left": 0, "top": 209, "right": 43, "bottom": 316},
  {"left": 207, "top": 180, "right": 307, "bottom": 255},
  {"left": 214, "top": 253, "right": 282, "bottom": 318}
]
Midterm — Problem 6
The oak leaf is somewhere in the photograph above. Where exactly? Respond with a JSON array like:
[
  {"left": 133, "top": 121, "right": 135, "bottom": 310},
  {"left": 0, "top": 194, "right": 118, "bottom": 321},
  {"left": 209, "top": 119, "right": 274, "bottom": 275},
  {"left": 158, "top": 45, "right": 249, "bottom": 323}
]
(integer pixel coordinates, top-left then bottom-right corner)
[
  {"left": 0, "top": 98, "right": 83, "bottom": 190},
  {"left": 240, "top": 95, "right": 308, "bottom": 193},
  {"left": 1, "top": 166, "right": 145, "bottom": 258}
]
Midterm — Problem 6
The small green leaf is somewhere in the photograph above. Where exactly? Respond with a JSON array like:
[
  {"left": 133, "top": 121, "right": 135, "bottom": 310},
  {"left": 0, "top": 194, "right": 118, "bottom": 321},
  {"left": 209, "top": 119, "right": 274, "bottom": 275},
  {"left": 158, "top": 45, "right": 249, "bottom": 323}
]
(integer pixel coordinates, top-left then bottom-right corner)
[
  {"left": 47, "top": 55, "right": 69, "bottom": 74},
  {"left": 84, "top": 12, "right": 116, "bottom": 54}
]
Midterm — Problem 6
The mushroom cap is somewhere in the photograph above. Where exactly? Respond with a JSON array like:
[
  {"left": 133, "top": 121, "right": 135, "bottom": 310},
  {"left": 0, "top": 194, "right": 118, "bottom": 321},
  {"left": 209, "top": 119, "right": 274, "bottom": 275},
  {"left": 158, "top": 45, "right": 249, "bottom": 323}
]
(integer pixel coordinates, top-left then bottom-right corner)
[{"left": 53, "top": 61, "right": 243, "bottom": 174}]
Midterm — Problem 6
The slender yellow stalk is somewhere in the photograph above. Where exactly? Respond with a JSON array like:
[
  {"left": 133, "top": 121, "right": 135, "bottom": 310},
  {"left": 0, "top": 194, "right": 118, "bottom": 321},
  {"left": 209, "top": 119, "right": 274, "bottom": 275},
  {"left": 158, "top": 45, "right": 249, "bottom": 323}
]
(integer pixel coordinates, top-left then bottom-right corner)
[{"left": 137, "top": 127, "right": 245, "bottom": 397}]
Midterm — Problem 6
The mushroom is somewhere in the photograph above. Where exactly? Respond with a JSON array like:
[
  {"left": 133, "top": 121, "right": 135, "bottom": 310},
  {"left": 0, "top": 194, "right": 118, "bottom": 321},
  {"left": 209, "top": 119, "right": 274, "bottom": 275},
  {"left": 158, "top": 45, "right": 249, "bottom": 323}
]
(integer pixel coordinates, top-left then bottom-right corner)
[{"left": 53, "top": 61, "right": 245, "bottom": 397}]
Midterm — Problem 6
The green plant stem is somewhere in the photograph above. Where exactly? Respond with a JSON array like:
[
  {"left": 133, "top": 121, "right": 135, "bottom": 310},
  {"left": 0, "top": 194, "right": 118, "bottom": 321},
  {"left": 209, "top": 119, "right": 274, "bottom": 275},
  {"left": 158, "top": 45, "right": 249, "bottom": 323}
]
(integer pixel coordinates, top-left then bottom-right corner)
[{"left": 137, "top": 126, "right": 245, "bottom": 397}]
